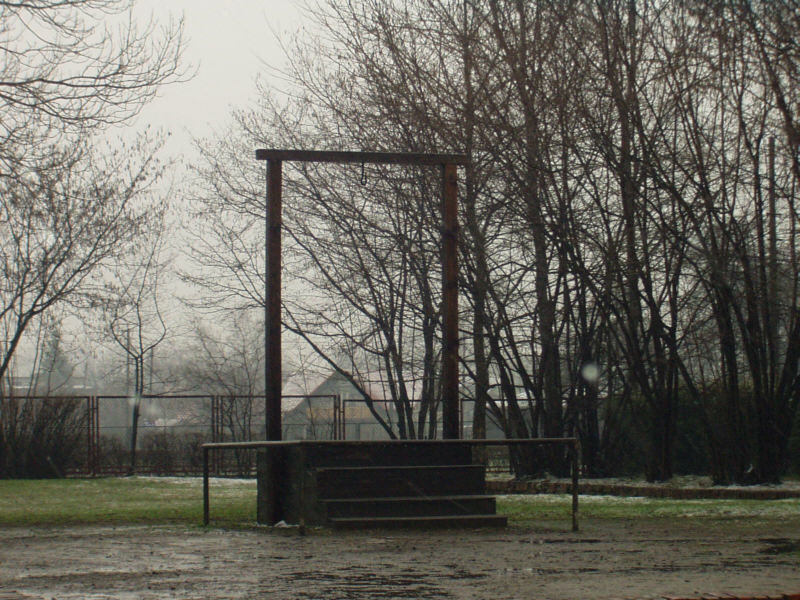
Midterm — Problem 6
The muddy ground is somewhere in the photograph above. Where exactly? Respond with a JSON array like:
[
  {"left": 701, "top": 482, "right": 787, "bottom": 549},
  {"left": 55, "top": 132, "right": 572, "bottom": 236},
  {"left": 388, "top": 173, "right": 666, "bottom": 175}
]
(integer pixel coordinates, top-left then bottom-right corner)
[{"left": 1, "top": 518, "right": 799, "bottom": 599}]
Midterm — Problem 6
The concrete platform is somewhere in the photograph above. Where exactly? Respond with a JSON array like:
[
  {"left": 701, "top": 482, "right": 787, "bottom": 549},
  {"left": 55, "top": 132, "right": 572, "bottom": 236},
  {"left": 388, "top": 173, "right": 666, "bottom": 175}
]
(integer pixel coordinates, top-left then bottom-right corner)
[{"left": 256, "top": 440, "right": 506, "bottom": 528}]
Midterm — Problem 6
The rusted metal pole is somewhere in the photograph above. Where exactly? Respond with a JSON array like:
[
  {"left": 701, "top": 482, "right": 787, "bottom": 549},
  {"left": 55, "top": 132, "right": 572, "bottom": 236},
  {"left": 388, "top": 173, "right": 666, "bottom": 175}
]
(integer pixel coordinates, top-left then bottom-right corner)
[
  {"left": 93, "top": 397, "right": 99, "bottom": 475},
  {"left": 86, "top": 397, "right": 92, "bottom": 475},
  {"left": 203, "top": 446, "right": 210, "bottom": 526},
  {"left": 442, "top": 162, "right": 460, "bottom": 439},
  {"left": 265, "top": 159, "right": 283, "bottom": 441}
]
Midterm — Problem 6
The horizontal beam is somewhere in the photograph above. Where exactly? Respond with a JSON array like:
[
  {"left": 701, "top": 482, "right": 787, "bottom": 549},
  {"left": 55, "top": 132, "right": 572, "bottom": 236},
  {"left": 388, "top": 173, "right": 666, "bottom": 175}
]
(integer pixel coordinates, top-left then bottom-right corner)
[
  {"left": 255, "top": 149, "right": 469, "bottom": 166},
  {"left": 202, "top": 438, "right": 578, "bottom": 450}
]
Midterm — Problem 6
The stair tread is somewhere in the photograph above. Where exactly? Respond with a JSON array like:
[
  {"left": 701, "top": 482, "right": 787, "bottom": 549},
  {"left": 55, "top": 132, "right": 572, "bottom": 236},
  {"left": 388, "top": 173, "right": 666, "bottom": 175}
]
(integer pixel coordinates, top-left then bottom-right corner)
[
  {"left": 317, "top": 464, "right": 482, "bottom": 471},
  {"left": 323, "top": 494, "right": 496, "bottom": 504}
]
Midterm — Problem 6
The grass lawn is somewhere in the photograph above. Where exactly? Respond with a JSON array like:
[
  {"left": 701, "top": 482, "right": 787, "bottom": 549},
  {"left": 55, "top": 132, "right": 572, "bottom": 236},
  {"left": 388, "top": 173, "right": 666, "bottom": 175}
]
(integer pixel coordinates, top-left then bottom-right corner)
[
  {"left": 1, "top": 477, "right": 798, "bottom": 527},
  {"left": 499, "top": 493, "right": 800, "bottom": 522},
  {"left": 0, "top": 477, "right": 255, "bottom": 527}
]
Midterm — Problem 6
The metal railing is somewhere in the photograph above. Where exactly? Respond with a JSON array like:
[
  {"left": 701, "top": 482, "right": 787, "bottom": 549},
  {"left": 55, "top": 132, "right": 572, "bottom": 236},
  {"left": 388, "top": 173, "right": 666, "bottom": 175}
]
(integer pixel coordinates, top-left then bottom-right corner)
[{"left": 201, "top": 437, "right": 580, "bottom": 531}]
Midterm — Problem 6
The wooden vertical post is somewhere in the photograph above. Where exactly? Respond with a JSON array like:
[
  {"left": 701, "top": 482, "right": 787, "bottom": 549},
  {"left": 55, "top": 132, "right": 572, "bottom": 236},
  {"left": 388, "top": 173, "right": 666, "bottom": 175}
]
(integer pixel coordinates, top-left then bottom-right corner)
[
  {"left": 266, "top": 159, "right": 283, "bottom": 441},
  {"left": 442, "top": 162, "right": 460, "bottom": 439}
]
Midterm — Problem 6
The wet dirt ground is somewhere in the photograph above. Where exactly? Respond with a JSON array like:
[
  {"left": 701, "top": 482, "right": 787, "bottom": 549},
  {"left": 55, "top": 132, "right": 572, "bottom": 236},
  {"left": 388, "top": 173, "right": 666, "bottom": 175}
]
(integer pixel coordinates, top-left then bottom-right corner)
[{"left": 1, "top": 519, "right": 799, "bottom": 599}]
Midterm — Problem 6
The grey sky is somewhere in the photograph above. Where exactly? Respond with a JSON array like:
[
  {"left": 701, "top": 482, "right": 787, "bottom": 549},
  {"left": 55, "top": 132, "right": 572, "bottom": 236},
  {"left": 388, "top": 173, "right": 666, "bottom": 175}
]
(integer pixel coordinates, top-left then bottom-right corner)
[
  {"left": 130, "top": 0, "right": 305, "bottom": 157},
  {"left": 31, "top": 1, "right": 310, "bottom": 372}
]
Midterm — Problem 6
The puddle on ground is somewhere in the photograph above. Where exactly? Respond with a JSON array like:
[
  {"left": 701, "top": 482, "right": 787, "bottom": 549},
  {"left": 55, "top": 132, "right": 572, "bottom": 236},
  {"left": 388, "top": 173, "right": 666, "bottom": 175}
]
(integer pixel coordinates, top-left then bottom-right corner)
[
  {"left": 758, "top": 538, "right": 800, "bottom": 554},
  {"left": 286, "top": 568, "right": 450, "bottom": 599}
]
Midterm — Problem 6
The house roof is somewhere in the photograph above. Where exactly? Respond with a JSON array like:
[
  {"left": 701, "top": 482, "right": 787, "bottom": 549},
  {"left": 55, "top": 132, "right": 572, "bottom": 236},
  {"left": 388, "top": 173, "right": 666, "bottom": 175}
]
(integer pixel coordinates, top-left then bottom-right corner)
[{"left": 309, "top": 369, "right": 426, "bottom": 403}]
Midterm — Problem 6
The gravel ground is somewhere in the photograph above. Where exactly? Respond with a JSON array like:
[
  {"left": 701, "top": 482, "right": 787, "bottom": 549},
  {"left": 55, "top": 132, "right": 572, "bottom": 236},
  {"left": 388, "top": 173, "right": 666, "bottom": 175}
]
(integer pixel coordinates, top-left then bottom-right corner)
[{"left": 2, "top": 518, "right": 800, "bottom": 599}]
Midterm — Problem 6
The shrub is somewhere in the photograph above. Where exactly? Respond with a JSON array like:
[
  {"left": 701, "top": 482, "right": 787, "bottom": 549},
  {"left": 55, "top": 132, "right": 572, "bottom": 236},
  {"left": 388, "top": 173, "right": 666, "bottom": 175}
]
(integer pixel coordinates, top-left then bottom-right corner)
[{"left": 0, "top": 397, "right": 87, "bottom": 478}]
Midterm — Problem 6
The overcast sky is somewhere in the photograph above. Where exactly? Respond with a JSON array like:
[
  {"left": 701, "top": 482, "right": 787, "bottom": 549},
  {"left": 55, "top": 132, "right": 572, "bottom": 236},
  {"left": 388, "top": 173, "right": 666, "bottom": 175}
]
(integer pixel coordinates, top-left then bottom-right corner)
[{"left": 129, "top": 0, "right": 306, "bottom": 158}]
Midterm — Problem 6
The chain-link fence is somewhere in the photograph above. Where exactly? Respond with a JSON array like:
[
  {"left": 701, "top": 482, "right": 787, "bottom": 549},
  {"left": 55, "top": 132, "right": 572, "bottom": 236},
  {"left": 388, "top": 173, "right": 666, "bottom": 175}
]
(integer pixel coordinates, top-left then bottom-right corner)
[{"left": 1, "top": 394, "right": 515, "bottom": 477}]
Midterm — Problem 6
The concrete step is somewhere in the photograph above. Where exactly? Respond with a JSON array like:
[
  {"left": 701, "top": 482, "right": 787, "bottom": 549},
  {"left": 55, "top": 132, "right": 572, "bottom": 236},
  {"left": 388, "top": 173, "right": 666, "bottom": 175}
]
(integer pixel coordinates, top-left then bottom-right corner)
[
  {"left": 324, "top": 494, "right": 497, "bottom": 519},
  {"left": 329, "top": 514, "right": 508, "bottom": 529},
  {"left": 316, "top": 464, "right": 486, "bottom": 499}
]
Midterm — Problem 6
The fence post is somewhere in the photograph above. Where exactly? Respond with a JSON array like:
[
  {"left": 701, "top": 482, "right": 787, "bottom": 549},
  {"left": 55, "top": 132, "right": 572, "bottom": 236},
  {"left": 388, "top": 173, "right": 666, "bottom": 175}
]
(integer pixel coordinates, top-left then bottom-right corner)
[
  {"left": 203, "top": 445, "right": 210, "bottom": 526},
  {"left": 85, "top": 396, "right": 100, "bottom": 476},
  {"left": 341, "top": 396, "right": 346, "bottom": 440},
  {"left": 210, "top": 396, "right": 222, "bottom": 475},
  {"left": 86, "top": 397, "right": 92, "bottom": 476}
]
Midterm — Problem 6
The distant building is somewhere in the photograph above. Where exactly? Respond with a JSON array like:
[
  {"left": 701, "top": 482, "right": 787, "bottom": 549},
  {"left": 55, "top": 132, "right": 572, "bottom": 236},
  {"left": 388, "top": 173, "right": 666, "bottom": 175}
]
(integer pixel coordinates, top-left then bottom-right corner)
[{"left": 282, "top": 370, "right": 398, "bottom": 440}]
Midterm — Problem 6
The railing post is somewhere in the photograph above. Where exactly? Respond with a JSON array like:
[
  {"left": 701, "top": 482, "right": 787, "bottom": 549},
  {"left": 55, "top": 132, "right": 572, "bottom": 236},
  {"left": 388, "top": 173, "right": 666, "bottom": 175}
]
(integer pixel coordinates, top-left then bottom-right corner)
[{"left": 571, "top": 439, "right": 580, "bottom": 532}]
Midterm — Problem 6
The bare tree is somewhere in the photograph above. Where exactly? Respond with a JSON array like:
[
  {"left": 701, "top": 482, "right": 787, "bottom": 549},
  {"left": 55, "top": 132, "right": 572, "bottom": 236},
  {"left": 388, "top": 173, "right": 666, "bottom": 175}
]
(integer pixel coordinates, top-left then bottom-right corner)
[
  {"left": 177, "top": 311, "right": 265, "bottom": 474},
  {"left": 183, "top": 0, "right": 800, "bottom": 483},
  {"left": 0, "top": 0, "right": 187, "bottom": 178},
  {"left": 180, "top": 312, "right": 264, "bottom": 399},
  {"left": 640, "top": 2, "right": 800, "bottom": 483},
  {"left": 0, "top": 0, "right": 185, "bottom": 398},
  {"left": 0, "top": 134, "right": 168, "bottom": 389},
  {"left": 103, "top": 216, "right": 169, "bottom": 474}
]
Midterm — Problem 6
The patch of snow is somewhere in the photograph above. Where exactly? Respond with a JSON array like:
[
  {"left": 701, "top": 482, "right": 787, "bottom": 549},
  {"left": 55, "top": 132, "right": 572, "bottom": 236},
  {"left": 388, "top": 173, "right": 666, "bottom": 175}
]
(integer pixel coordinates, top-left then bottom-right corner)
[
  {"left": 131, "top": 476, "right": 255, "bottom": 486},
  {"left": 502, "top": 494, "right": 649, "bottom": 504},
  {"left": 491, "top": 474, "right": 800, "bottom": 491},
  {"left": 500, "top": 493, "right": 800, "bottom": 518}
]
